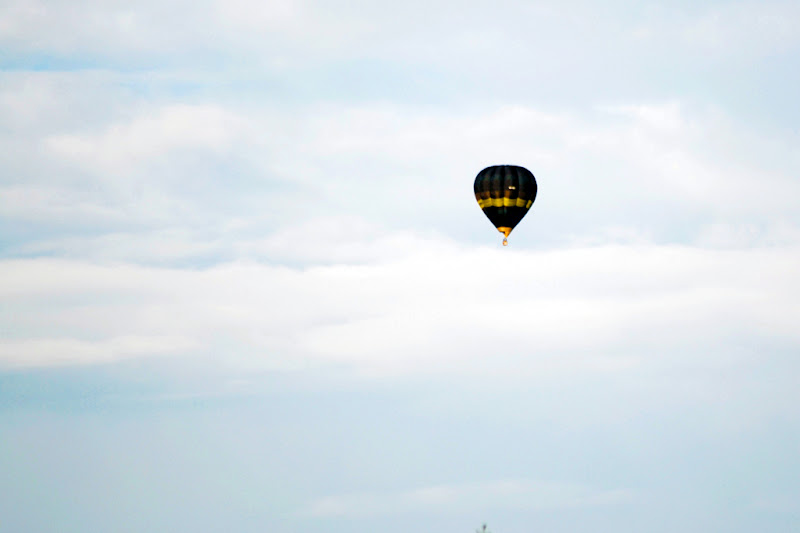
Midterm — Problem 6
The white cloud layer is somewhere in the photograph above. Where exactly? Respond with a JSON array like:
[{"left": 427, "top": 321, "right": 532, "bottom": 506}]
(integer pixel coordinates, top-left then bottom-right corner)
[
  {"left": 0, "top": 336, "right": 198, "bottom": 367},
  {"left": 2, "top": 241, "right": 798, "bottom": 381},
  {"left": 3, "top": 78, "right": 799, "bottom": 265},
  {"left": 47, "top": 104, "right": 244, "bottom": 172}
]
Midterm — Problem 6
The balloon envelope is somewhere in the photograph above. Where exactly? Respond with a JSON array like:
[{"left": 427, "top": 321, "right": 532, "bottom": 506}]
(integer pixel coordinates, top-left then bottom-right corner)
[{"left": 474, "top": 165, "right": 537, "bottom": 243}]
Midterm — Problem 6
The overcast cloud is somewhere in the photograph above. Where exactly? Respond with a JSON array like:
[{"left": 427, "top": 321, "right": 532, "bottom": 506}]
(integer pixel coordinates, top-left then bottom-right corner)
[{"left": 1, "top": 1, "right": 799, "bottom": 532}]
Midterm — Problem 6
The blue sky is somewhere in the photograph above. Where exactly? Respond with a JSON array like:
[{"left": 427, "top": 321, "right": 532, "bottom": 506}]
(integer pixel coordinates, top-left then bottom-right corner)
[{"left": 1, "top": 1, "right": 799, "bottom": 532}]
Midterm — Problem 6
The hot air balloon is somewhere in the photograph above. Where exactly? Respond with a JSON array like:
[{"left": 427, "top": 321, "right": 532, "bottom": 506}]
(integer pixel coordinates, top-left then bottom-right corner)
[{"left": 474, "top": 165, "right": 537, "bottom": 245}]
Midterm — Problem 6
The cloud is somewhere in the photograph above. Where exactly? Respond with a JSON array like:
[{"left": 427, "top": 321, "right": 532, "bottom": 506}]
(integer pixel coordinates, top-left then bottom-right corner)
[
  {"left": 0, "top": 336, "right": 198, "bottom": 367},
  {"left": 46, "top": 104, "right": 244, "bottom": 173},
  {"left": 5, "top": 87, "right": 798, "bottom": 265},
  {"left": 2, "top": 241, "right": 799, "bottom": 377},
  {"left": 308, "top": 479, "right": 634, "bottom": 517}
]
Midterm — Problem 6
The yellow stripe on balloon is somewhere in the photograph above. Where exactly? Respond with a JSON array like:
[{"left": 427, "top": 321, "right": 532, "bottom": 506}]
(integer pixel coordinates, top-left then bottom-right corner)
[{"left": 476, "top": 197, "right": 533, "bottom": 209}]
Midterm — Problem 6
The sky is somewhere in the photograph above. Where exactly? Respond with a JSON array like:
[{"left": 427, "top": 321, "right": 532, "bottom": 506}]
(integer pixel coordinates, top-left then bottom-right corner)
[{"left": 1, "top": 0, "right": 799, "bottom": 531}]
